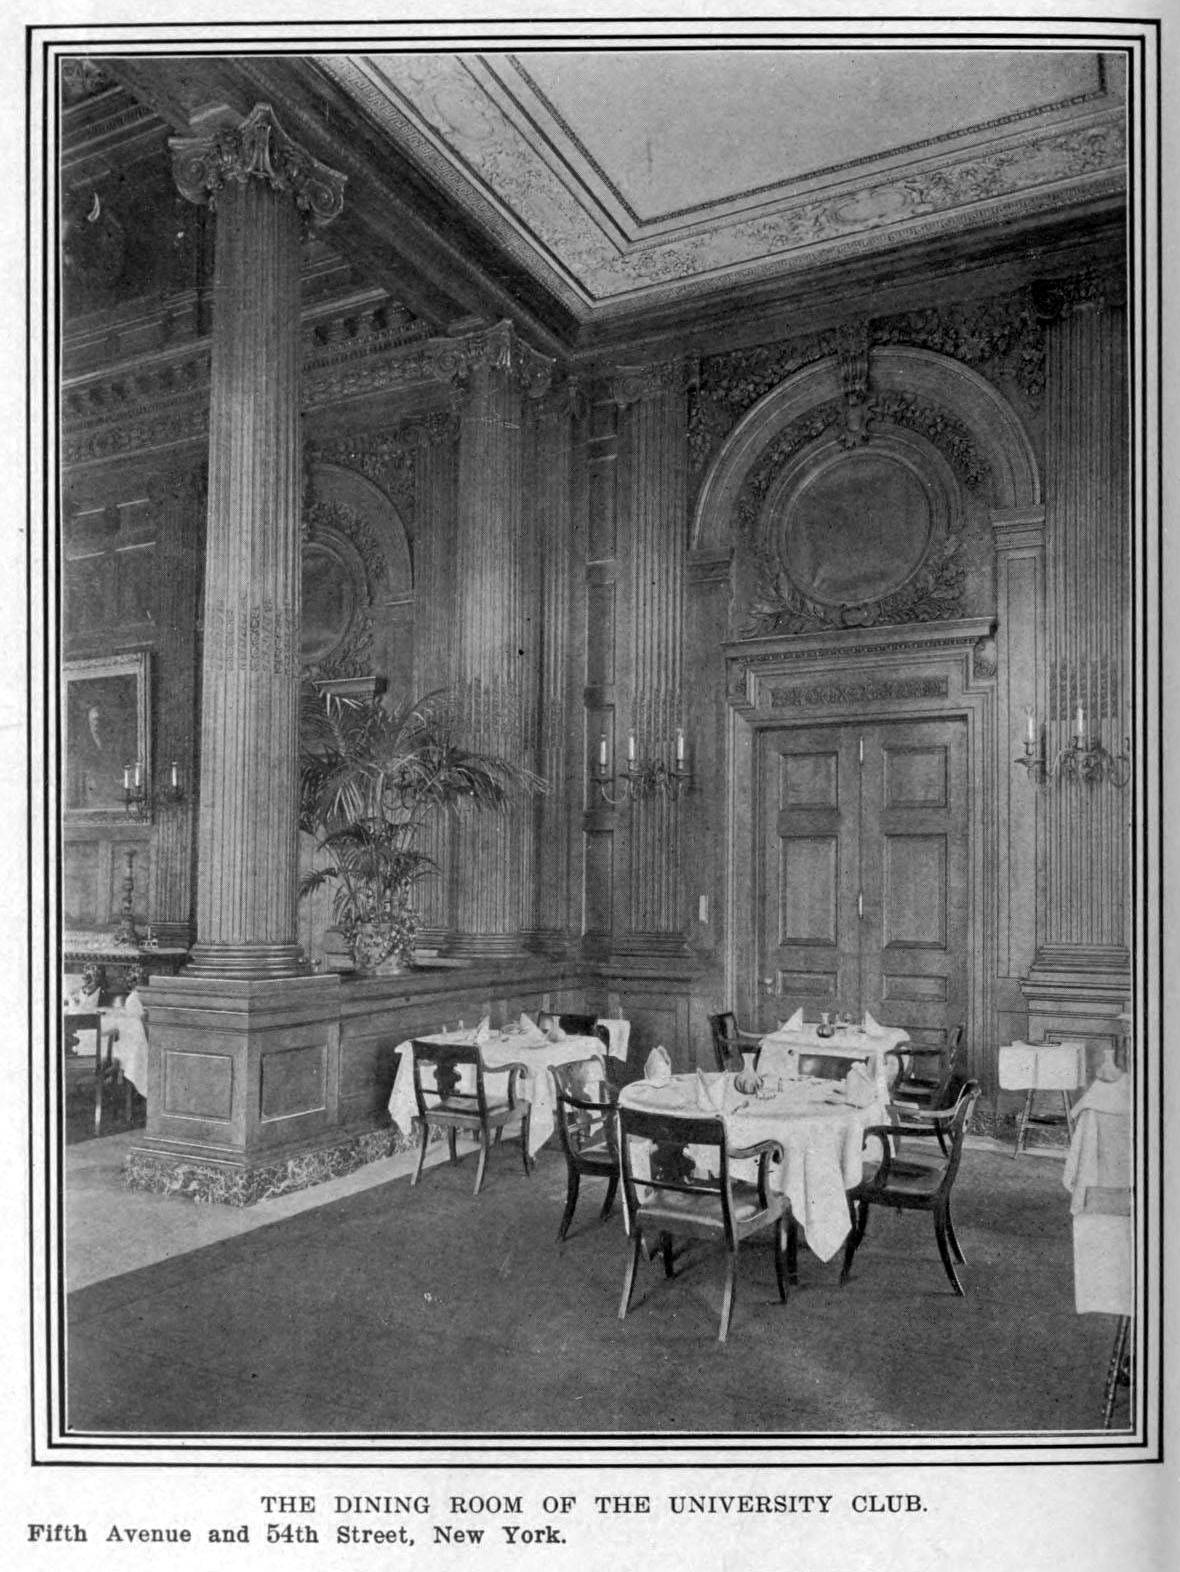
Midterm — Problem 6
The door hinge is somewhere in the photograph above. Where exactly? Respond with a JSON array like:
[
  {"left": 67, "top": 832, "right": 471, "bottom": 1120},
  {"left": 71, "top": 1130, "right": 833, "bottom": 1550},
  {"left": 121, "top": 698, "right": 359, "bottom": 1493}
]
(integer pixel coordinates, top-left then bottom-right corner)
[{"left": 858, "top": 890, "right": 864, "bottom": 919}]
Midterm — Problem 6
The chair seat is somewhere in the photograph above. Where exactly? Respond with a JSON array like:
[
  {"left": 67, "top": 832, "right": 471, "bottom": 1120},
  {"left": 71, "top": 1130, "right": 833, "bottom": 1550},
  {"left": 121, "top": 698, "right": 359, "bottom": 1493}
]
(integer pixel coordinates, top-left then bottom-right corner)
[
  {"left": 637, "top": 1182, "right": 787, "bottom": 1237},
  {"left": 423, "top": 1095, "right": 525, "bottom": 1129}
]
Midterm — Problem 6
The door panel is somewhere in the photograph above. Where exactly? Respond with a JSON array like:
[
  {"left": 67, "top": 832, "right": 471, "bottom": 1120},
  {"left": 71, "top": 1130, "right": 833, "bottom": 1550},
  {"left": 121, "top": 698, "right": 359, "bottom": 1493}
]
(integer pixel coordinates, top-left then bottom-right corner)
[{"left": 759, "top": 718, "right": 968, "bottom": 1050}]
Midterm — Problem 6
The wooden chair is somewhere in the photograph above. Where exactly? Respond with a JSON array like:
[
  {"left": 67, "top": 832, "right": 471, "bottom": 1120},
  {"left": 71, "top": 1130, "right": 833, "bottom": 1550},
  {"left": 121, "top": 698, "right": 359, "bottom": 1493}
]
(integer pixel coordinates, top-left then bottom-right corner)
[
  {"left": 707, "top": 1011, "right": 762, "bottom": 1074},
  {"left": 886, "top": 1023, "right": 964, "bottom": 1108},
  {"left": 890, "top": 1063, "right": 973, "bottom": 1155},
  {"left": 556, "top": 1013, "right": 611, "bottom": 1049},
  {"left": 840, "top": 1080, "right": 981, "bottom": 1296},
  {"left": 409, "top": 1040, "right": 532, "bottom": 1196},
  {"left": 616, "top": 1103, "right": 792, "bottom": 1342},
  {"left": 549, "top": 1056, "right": 621, "bottom": 1242},
  {"left": 63, "top": 1012, "right": 128, "bottom": 1138}
]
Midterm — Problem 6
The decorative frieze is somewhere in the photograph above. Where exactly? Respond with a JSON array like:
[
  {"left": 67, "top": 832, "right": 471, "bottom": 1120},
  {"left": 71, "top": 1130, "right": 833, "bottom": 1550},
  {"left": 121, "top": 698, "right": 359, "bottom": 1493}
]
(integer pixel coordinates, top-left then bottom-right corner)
[{"left": 767, "top": 676, "right": 949, "bottom": 710}]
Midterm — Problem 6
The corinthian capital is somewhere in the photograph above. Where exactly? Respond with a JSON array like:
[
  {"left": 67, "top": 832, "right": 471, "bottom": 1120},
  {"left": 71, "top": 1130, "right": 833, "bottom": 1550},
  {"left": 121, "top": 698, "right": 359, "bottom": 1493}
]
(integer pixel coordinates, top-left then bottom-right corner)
[
  {"left": 169, "top": 102, "right": 346, "bottom": 228},
  {"left": 611, "top": 356, "right": 695, "bottom": 409}
]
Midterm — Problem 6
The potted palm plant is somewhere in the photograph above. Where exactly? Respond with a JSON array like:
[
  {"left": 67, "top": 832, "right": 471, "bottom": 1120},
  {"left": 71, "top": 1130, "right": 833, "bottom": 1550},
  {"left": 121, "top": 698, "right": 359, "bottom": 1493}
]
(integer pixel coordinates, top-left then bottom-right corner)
[{"left": 298, "top": 685, "right": 545, "bottom": 974}]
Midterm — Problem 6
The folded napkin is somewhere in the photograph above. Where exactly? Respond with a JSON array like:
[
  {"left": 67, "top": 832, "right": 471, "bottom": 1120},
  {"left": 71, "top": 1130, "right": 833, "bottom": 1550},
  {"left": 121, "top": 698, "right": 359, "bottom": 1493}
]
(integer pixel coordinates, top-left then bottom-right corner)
[
  {"left": 843, "top": 1061, "right": 878, "bottom": 1107},
  {"left": 696, "top": 1069, "right": 726, "bottom": 1112},
  {"left": 519, "top": 1011, "right": 537, "bottom": 1033},
  {"left": 862, "top": 1010, "right": 885, "bottom": 1036},
  {"left": 779, "top": 1008, "right": 804, "bottom": 1033},
  {"left": 473, "top": 1014, "right": 492, "bottom": 1043},
  {"left": 644, "top": 1045, "right": 672, "bottom": 1087},
  {"left": 123, "top": 989, "right": 145, "bottom": 1019}
]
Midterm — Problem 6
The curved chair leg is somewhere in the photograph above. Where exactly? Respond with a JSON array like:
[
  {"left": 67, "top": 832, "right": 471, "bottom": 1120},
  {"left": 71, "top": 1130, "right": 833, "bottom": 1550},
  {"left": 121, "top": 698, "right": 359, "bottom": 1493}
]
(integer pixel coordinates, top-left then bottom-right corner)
[
  {"left": 600, "top": 1173, "right": 619, "bottom": 1223},
  {"left": 446, "top": 1127, "right": 458, "bottom": 1164},
  {"left": 944, "top": 1202, "right": 966, "bottom": 1265},
  {"left": 773, "top": 1217, "right": 790, "bottom": 1304},
  {"left": 840, "top": 1200, "right": 867, "bottom": 1284},
  {"left": 934, "top": 1206, "right": 965, "bottom": 1295},
  {"left": 661, "top": 1232, "right": 676, "bottom": 1278},
  {"left": 411, "top": 1122, "right": 431, "bottom": 1186},
  {"left": 519, "top": 1110, "right": 533, "bottom": 1176},
  {"left": 787, "top": 1215, "right": 799, "bottom": 1286},
  {"left": 618, "top": 1230, "right": 643, "bottom": 1320},
  {"left": 473, "top": 1131, "right": 490, "bottom": 1196},
  {"left": 1103, "top": 1315, "right": 1131, "bottom": 1428},
  {"left": 719, "top": 1248, "right": 739, "bottom": 1342},
  {"left": 557, "top": 1167, "right": 581, "bottom": 1242}
]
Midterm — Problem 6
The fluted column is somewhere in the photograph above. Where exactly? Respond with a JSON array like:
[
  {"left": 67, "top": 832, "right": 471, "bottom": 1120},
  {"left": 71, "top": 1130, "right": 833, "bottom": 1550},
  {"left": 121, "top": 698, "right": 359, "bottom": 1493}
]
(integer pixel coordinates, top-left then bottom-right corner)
[
  {"left": 1040, "top": 292, "right": 1129, "bottom": 956},
  {"left": 527, "top": 381, "right": 578, "bottom": 951},
  {"left": 171, "top": 105, "right": 345, "bottom": 977},
  {"left": 447, "top": 323, "right": 551, "bottom": 956},
  {"left": 146, "top": 459, "right": 205, "bottom": 946},
  {"left": 411, "top": 412, "right": 460, "bottom": 945},
  {"left": 615, "top": 359, "right": 691, "bottom": 950}
]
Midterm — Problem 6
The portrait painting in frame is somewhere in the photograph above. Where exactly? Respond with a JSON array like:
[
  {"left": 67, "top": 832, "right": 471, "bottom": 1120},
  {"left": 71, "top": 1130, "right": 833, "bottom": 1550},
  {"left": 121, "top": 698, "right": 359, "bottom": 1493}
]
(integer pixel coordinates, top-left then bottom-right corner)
[{"left": 62, "top": 652, "right": 150, "bottom": 820}]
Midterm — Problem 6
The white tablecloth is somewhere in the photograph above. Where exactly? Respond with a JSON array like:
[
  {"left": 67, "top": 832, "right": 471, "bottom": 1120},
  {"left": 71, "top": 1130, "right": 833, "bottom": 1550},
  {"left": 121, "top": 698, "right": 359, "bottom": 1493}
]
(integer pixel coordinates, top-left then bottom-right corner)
[
  {"left": 1064, "top": 1073, "right": 1133, "bottom": 1315},
  {"left": 998, "top": 1040, "right": 1086, "bottom": 1091},
  {"left": 757, "top": 1023, "right": 906, "bottom": 1103},
  {"left": 619, "top": 1073, "right": 884, "bottom": 1262},
  {"left": 64, "top": 1005, "right": 149, "bottom": 1095},
  {"left": 389, "top": 1027, "right": 625, "bottom": 1156}
]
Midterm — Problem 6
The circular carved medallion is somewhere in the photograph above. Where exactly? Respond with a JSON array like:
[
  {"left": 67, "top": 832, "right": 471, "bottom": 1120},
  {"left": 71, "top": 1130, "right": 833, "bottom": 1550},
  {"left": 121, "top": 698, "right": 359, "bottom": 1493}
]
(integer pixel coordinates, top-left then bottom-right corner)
[{"left": 780, "top": 450, "right": 932, "bottom": 608}]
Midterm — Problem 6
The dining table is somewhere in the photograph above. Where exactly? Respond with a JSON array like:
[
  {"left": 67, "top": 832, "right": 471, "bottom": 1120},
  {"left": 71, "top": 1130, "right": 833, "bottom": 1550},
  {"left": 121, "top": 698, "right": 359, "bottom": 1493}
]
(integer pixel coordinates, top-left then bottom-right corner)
[
  {"left": 756, "top": 1017, "right": 909, "bottom": 1103},
  {"left": 388, "top": 1019, "right": 630, "bottom": 1157},
  {"left": 617, "top": 1069, "right": 888, "bottom": 1262}
]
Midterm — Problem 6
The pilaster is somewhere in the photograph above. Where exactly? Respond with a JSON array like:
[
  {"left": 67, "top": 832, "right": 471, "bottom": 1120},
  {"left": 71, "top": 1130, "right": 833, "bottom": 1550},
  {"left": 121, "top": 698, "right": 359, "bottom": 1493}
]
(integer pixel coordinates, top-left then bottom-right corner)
[
  {"left": 447, "top": 323, "right": 552, "bottom": 956},
  {"left": 614, "top": 358, "right": 692, "bottom": 952},
  {"left": 1025, "top": 283, "right": 1129, "bottom": 1034}
]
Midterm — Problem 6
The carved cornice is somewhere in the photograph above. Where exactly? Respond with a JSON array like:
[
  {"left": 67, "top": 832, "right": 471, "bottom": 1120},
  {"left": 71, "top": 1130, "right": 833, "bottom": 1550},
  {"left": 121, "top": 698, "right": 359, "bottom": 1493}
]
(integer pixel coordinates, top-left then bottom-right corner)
[{"left": 170, "top": 102, "right": 346, "bottom": 228}]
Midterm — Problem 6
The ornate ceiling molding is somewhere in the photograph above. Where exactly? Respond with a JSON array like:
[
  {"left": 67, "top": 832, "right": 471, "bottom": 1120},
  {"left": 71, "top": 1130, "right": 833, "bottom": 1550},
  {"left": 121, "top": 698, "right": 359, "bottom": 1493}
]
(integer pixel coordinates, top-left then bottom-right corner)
[{"left": 325, "top": 52, "right": 1125, "bottom": 314}]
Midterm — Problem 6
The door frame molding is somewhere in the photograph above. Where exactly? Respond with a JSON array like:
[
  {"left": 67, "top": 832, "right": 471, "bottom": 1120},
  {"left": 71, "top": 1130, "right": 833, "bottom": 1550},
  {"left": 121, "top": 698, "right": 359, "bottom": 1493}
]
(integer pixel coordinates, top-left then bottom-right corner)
[{"left": 724, "top": 617, "right": 997, "bottom": 1078}]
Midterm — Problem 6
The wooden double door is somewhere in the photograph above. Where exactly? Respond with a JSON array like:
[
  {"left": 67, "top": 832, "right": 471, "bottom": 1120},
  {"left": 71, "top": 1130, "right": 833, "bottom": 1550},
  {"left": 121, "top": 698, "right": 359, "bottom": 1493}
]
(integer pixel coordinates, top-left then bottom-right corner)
[{"left": 758, "top": 718, "right": 968, "bottom": 1053}]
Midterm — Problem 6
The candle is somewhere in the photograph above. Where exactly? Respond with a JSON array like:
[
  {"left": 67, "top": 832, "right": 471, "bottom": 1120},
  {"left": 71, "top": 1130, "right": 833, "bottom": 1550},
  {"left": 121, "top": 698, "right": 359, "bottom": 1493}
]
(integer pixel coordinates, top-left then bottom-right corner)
[
  {"left": 123, "top": 763, "right": 131, "bottom": 791},
  {"left": 170, "top": 760, "right": 179, "bottom": 789},
  {"left": 597, "top": 733, "right": 607, "bottom": 770},
  {"left": 676, "top": 728, "right": 685, "bottom": 764},
  {"left": 627, "top": 732, "right": 636, "bottom": 763},
  {"left": 1025, "top": 707, "right": 1035, "bottom": 746},
  {"left": 133, "top": 760, "right": 142, "bottom": 789},
  {"left": 1075, "top": 705, "right": 1085, "bottom": 741}
]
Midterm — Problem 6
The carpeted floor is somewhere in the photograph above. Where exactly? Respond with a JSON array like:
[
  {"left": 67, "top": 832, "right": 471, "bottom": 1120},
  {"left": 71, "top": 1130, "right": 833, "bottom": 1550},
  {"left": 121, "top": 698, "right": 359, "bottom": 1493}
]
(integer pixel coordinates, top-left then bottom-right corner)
[{"left": 66, "top": 1140, "right": 1124, "bottom": 1437}]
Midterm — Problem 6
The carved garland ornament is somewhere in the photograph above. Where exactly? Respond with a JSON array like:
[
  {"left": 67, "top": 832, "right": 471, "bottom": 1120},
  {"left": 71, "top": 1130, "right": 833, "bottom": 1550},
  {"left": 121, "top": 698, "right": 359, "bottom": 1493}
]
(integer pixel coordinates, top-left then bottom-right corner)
[{"left": 300, "top": 498, "right": 386, "bottom": 682}]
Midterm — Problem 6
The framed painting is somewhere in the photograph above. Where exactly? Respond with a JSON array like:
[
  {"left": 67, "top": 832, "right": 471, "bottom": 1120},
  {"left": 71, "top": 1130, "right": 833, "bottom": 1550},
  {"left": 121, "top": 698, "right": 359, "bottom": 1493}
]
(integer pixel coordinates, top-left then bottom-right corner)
[{"left": 62, "top": 652, "right": 150, "bottom": 821}]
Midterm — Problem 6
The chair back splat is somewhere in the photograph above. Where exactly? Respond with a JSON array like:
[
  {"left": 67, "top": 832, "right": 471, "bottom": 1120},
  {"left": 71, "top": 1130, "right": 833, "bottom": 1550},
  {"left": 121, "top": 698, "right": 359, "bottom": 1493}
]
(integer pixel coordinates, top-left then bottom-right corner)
[
  {"left": 707, "top": 1011, "right": 761, "bottom": 1074},
  {"left": 409, "top": 1039, "right": 532, "bottom": 1197},
  {"left": 616, "top": 1102, "right": 794, "bottom": 1342}
]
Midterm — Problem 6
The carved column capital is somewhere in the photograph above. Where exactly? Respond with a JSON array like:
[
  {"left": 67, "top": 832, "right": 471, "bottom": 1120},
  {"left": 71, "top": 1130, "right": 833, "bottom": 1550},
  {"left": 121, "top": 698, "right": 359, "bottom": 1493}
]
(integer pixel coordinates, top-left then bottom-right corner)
[
  {"left": 611, "top": 355, "right": 695, "bottom": 410},
  {"left": 170, "top": 102, "right": 346, "bottom": 228}
]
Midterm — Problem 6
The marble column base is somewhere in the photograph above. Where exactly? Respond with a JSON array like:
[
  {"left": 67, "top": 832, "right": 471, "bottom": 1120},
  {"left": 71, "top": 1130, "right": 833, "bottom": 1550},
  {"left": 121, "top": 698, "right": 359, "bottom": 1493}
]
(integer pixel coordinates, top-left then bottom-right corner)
[{"left": 124, "top": 1123, "right": 400, "bottom": 1207}]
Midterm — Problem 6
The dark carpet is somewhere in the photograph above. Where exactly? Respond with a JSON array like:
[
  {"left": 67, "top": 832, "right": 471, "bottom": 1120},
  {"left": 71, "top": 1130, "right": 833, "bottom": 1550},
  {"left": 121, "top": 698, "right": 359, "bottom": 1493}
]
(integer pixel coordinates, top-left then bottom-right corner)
[{"left": 67, "top": 1142, "right": 1123, "bottom": 1437}]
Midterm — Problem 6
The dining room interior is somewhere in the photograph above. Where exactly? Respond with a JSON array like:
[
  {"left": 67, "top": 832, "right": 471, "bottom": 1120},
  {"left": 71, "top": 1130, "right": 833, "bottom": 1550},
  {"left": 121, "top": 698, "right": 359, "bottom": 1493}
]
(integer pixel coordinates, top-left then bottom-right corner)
[{"left": 50, "top": 31, "right": 1149, "bottom": 1447}]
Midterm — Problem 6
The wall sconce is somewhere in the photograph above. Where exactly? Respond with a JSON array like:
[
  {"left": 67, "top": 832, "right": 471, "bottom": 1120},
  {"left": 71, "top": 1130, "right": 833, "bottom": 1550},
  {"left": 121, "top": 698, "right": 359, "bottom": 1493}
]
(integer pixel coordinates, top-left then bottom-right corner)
[
  {"left": 123, "top": 759, "right": 185, "bottom": 820},
  {"left": 592, "top": 730, "right": 693, "bottom": 806},
  {"left": 1014, "top": 707, "right": 1130, "bottom": 789}
]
